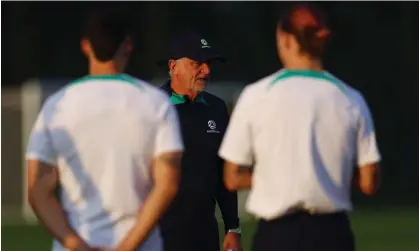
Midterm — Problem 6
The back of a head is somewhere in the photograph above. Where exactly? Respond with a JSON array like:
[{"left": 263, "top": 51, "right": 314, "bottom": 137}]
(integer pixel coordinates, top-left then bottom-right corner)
[
  {"left": 278, "top": 3, "right": 331, "bottom": 59},
  {"left": 83, "top": 10, "right": 133, "bottom": 62}
]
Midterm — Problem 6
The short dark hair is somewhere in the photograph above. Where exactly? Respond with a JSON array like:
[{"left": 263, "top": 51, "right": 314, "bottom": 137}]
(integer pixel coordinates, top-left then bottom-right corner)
[
  {"left": 278, "top": 3, "right": 330, "bottom": 59},
  {"left": 82, "top": 10, "right": 133, "bottom": 62}
]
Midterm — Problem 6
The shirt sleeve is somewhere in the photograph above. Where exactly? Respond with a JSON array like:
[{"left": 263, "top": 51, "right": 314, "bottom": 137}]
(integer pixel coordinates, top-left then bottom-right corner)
[
  {"left": 356, "top": 94, "right": 381, "bottom": 166},
  {"left": 154, "top": 100, "right": 184, "bottom": 157},
  {"left": 26, "top": 105, "right": 58, "bottom": 166},
  {"left": 218, "top": 88, "right": 253, "bottom": 166}
]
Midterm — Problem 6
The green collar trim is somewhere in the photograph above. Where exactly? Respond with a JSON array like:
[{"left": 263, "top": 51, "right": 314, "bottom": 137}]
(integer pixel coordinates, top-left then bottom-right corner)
[
  {"left": 69, "top": 74, "right": 139, "bottom": 87},
  {"left": 271, "top": 69, "right": 345, "bottom": 94},
  {"left": 170, "top": 92, "right": 208, "bottom": 105}
]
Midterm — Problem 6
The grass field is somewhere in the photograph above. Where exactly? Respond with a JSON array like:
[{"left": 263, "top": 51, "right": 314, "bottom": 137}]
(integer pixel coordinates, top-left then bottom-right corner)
[{"left": 2, "top": 208, "right": 419, "bottom": 251}]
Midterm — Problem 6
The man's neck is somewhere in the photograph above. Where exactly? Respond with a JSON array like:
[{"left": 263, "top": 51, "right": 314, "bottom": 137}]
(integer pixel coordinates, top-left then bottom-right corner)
[
  {"left": 89, "top": 61, "right": 121, "bottom": 76},
  {"left": 284, "top": 57, "right": 323, "bottom": 72},
  {"left": 170, "top": 80, "right": 199, "bottom": 101}
]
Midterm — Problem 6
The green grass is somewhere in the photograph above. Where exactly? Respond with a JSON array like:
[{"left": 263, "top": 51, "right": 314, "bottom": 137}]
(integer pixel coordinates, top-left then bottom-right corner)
[{"left": 2, "top": 208, "right": 419, "bottom": 251}]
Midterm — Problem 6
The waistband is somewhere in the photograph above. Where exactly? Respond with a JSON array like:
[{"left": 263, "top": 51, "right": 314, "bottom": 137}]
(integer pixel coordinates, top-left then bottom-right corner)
[{"left": 263, "top": 209, "right": 348, "bottom": 224}]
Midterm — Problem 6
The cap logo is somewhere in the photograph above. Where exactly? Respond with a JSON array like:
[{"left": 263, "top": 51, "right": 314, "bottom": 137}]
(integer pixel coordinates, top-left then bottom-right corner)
[{"left": 201, "top": 39, "right": 210, "bottom": 48}]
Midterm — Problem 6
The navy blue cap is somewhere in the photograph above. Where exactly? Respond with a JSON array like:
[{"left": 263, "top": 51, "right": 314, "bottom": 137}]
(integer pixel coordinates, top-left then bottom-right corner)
[{"left": 157, "top": 32, "right": 226, "bottom": 67}]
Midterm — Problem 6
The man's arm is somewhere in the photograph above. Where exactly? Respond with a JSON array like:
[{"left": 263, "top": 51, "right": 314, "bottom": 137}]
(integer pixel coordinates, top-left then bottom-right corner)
[
  {"left": 216, "top": 159, "right": 240, "bottom": 233},
  {"left": 353, "top": 163, "right": 381, "bottom": 196},
  {"left": 116, "top": 98, "right": 184, "bottom": 251},
  {"left": 26, "top": 103, "right": 91, "bottom": 251},
  {"left": 219, "top": 87, "right": 254, "bottom": 192},
  {"left": 216, "top": 102, "right": 240, "bottom": 232},
  {"left": 224, "top": 162, "right": 253, "bottom": 191},
  {"left": 216, "top": 101, "right": 242, "bottom": 251},
  {"left": 217, "top": 164, "right": 242, "bottom": 251},
  {"left": 27, "top": 160, "right": 91, "bottom": 251},
  {"left": 116, "top": 151, "right": 182, "bottom": 251},
  {"left": 353, "top": 93, "right": 382, "bottom": 196}
]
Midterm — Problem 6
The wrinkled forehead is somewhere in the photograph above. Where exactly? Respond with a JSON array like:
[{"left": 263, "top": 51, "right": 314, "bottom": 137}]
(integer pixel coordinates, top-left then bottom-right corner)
[
  {"left": 168, "top": 58, "right": 196, "bottom": 73},
  {"left": 176, "top": 57, "right": 210, "bottom": 66},
  {"left": 170, "top": 57, "right": 193, "bottom": 67}
]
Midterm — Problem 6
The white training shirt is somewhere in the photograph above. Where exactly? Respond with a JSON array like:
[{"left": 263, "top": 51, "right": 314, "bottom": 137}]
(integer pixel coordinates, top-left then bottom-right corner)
[
  {"left": 26, "top": 74, "right": 184, "bottom": 251},
  {"left": 219, "top": 69, "right": 381, "bottom": 220}
]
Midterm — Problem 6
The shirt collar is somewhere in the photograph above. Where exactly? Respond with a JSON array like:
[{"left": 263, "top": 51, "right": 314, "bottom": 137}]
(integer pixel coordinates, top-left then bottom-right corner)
[{"left": 161, "top": 81, "right": 208, "bottom": 105}]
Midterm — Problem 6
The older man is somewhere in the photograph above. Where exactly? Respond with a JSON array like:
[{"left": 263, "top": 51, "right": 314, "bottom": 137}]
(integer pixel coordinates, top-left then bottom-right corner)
[{"left": 157, "top": 32, "right": 241, "bottom": 251}]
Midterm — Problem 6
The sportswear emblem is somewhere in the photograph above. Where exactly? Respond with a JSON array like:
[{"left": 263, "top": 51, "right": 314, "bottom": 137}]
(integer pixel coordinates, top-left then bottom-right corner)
[
  {"left": 201, "top": 39, "right": 210, "bottom": 48},
  {"left": 208, "top": 120, "right": 216, "bottom": 129},
  {"left": 207, "top": 120, "right": 220, "bottom": 133}
]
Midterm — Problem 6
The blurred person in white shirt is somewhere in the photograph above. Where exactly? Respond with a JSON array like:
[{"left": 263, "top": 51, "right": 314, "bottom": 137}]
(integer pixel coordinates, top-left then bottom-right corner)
[
  {"left": 26, "top": 10, "right": 183, "bottom": 251},
  {"left": 219, "top": 3, "right": 381, "bottom": 251}
]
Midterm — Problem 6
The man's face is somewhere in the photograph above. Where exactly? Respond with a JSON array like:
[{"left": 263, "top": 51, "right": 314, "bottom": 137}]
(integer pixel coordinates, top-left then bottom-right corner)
[{"left": 174, "top": 57, "right": 211, "bottom": 93}]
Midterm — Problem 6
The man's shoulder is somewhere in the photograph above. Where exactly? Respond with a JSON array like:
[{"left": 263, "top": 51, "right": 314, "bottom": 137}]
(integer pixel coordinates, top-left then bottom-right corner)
[
  {"left": 324, "top": 73, "right": 366, "bottom": 106},
  {"left": 322, "top": 73, "right": 372, "bottom": 116},
  {"left": 130, "top": 78, "right": 170, "bottom": 101},
  {"left": 344, "top": 85, "right": 370, "bottom": 112},
  {"left": 252, "top": 70, "right": 283, "bottom": 86},
  {"left": 159, "top": 81, "right": 172, "bottom": 94},
  {"left": 37, "top": 88, "right": 68, "bottom": 121},
  {"left": 341, "top": 83, "right": 363, "bottom": 101},
  {"left": 201, "top": 91, "right": 228, "bottom": 111},
  {"left": 201, "top": 91, "right": 227, "bottom": 108},
  {"left": 244, "top": 70, "right": 281, "bottom": 95},
  {"left": 235, "top": 72, "right": 280, "bottom": 106}
]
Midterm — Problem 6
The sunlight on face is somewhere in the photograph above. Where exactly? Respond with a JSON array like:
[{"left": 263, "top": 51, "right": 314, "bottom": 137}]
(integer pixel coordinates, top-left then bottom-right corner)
[{"left": 177, "top": 58, "right": 211, "bottom": 93}]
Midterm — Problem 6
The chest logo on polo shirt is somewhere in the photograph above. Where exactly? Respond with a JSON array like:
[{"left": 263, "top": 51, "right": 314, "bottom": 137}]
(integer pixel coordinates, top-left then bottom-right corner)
[{"left": 207, "top": 120, "right": 220, "bottom": 133}]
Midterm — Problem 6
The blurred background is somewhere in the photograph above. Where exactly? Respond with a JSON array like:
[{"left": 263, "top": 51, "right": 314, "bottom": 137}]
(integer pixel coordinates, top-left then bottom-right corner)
[{"left": 1, "top": 1, "right": 419, "bottom": 251}]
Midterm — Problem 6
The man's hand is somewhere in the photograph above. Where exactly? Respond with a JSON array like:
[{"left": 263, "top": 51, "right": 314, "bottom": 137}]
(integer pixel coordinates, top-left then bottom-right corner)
[
  {"left": 224, "top": 161, "right": 253, "bottom": 191},
  {"left": 77, "top": 248, "right": 105, "bottom": 251},
  {"left": 62, "top": 240, "right": 112, "bottom": 251},
  {"left": 116, "top": 151, "right": 182, "bottom": 250},
  {"left": 27, "top": 160, "right": 90, "bottom": 251},
  {"left": 222, "top": 232, "right": 241, "bottom": 251}
]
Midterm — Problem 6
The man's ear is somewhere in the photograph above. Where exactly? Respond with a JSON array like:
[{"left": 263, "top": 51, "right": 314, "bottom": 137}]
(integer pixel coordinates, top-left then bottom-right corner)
[
  {"left": 283, "top": 34, "right": 292, "bottom": 50},
  {"left": 168, "top": 59, "right": 176, "bottom": 76},
  {"left": 288, "top": 34, "right": 300, "bottom": 52},
  {"left": 80, "top": 38, "right": 91, "bottom": 57}
]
